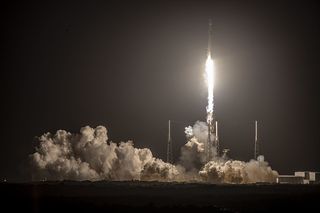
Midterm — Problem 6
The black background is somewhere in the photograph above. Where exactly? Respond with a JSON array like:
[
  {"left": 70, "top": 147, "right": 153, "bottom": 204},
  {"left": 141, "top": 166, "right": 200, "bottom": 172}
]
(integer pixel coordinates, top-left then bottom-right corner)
[{"left": 1, "top": 0, "right": 320, "bottom": 181}]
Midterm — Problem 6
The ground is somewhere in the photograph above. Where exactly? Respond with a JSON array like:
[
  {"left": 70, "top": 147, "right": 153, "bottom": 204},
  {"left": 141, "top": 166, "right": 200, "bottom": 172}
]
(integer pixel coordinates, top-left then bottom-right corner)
[{"left": 1, "top": 181, "right": 319, "bottom": 212}]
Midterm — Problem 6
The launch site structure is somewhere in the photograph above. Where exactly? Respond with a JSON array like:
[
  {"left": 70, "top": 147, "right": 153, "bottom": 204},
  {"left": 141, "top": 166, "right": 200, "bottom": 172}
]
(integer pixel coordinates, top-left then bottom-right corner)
[
  {"left": 167, "top": 120, "right": 173, "bottom": 164},
  {"left": 215, "top": 120, "right": 219, "bottom": 157},
  {"left": 254, "top": 120, "right": 259, "bottom": 160}
]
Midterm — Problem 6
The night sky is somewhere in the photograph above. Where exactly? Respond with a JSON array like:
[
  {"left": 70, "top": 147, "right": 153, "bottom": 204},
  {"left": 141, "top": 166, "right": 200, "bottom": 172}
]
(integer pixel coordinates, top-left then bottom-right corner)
[{"left": 1, "top": 1, "right": 320, "bottom": 181}]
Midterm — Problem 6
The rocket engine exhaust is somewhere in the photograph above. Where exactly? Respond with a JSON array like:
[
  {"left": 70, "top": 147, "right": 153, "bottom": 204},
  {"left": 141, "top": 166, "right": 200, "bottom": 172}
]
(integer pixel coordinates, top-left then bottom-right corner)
[{"left": 205, "top": 20, "right": 216, "bottom": 162}]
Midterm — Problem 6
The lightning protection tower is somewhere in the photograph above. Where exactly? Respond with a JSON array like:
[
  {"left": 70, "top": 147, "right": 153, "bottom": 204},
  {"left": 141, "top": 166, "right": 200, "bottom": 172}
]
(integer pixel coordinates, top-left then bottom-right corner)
[
  {"left": 167, "top": 120, "right": 173, "bottom": 164},
  {"left": 254, "top": 120, "right": 259, "bottom": 160}
]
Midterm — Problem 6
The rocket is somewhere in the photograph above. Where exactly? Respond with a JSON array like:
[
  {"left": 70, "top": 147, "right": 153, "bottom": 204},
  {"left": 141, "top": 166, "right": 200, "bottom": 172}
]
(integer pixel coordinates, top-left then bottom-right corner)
[{"left": 208, "top": 19, "right": 212, "bottom": 57}]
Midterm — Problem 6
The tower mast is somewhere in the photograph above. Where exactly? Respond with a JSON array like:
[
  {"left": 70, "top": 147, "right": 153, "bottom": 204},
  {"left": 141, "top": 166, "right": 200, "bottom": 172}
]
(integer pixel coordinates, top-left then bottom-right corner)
[
  {"left": 254, "top": 120, "right": 259, "bottom": 159},
  {"left": 215, "top": 121, "right": 219, "bottom": 156},
  {"left": 167, "top": 120, "right": 173, "bottom": 163}
]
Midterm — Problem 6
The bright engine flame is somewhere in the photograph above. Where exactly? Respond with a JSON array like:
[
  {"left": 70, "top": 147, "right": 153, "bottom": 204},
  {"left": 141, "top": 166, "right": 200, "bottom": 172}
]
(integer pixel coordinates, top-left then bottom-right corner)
[{"left": 205, "top": 54, "right": 215, "bottom": 123}]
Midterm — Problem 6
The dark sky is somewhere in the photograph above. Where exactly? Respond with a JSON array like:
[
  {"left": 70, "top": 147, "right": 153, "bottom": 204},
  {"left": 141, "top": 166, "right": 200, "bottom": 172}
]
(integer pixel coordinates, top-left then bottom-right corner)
[{"left": 1, "top": 0, "right": 320, "bottom": 181}]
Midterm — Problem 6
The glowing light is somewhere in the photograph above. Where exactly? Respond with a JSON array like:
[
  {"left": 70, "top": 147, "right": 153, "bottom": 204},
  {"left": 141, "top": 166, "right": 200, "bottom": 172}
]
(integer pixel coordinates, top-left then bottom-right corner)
[{"left": 205, "top": 53, "right": 215, "bottom": 124}]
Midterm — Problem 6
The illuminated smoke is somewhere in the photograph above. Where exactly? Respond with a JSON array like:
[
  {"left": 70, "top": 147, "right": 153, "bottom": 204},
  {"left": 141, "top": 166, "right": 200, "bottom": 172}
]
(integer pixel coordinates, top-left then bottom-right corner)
[
  {"left": 179, "top": 122, "right": 278, "bottom": 183},
  {"left": 30, "top": 123, "right": 278, "bottom": 183},
  {"left": 30, "top": 126, "right": 179, "bottom": 181},
  {"left": 199, "top": 158, "right": 278, "bottom": 183},
  {"left": 179, "top": 121, "right": 209, "bottom": 170}
]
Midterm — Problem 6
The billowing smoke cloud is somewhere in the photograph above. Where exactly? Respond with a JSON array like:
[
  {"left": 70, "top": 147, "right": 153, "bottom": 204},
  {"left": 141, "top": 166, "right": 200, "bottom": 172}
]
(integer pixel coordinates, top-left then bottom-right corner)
[
  {"left": 30, "top": 122, "right": 278, "bottom": 183},
  {"left": 179, "top": 121, "right": 215, "bottom": 171},
  {"left": 30, "top": 126, "right": 179, "bottom": 181},
  {"left": 179, "top": 121, "right": 278, "bottom": 183},
  {"left": 199, "top": 159, "right": 278, "bottom": 183}
]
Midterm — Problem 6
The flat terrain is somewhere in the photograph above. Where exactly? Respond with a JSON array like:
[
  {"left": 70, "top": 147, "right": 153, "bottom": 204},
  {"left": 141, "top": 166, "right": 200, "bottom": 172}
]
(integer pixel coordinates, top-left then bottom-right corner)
[{"left": 1, "top": 181, "right": 319, "bottom": 212}]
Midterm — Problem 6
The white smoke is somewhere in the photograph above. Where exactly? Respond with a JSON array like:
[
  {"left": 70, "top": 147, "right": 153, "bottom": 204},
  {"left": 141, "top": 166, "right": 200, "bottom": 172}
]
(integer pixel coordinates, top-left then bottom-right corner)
[
  {"left": 30, "top": 126, "right": 179, "bottom": 181},
  {"left": 178, "top": 121, "right": 278, "bottom": 183},
  {"left": 199, "top": 159, "right": 278, "bottom": 183},
  {"left": 179, "top": 121, "right": 216, "bottom": 170},
  {"left": 30, "top": 123, "right": 278, "bottom": 183}
]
